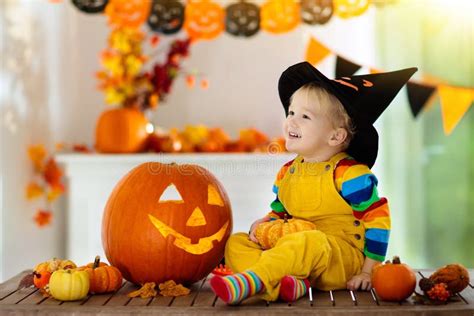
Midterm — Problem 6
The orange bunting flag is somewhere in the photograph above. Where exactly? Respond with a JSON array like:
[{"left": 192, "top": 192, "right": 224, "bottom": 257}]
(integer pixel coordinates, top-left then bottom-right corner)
[
  {"left": 34, "top": 210, "right": 53, "bottom": 227},
  {"left": 305, "top": 36, "right": 331, "bottom": 66},
  {"left": 438, "top": 85, "right": 474, "bottom": 135}
]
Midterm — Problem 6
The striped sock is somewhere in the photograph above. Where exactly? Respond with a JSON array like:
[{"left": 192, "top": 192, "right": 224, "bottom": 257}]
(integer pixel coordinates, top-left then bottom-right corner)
[
  {"left": 279, "top": 275, "right": 310, "bottom": 302},
  {"left": 210, "top": 270, "right": 264, "bottom": 305}
]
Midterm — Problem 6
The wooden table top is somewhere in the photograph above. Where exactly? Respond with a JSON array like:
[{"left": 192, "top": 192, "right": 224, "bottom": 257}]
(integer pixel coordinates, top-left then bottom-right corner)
[{"left": 1, "top": 269, "right": 473, "bottom": 315}]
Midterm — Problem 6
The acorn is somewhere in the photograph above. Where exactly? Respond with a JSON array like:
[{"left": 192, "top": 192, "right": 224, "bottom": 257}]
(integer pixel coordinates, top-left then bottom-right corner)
[{"left": 419, "top": 277, "right": 435, "bottom": 292}]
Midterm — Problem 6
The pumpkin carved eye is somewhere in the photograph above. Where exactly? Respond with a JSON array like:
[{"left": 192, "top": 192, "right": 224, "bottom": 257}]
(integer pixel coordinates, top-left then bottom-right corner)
[
  {"left": 208, "top": 184, "right": 224, "bottom": 206},
  {"left": 159, "top": 183, "right": 184, "bottom": 204}
]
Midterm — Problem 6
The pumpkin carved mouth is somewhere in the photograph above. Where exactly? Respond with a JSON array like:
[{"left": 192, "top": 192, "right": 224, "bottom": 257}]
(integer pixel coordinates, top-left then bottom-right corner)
[{"left": 148, "top": 214, "right": 229, "bottom": 255}]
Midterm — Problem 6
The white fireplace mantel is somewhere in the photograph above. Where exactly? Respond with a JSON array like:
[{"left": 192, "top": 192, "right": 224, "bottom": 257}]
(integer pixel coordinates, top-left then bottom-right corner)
[{"left": 56, "top": 153, "right": 295, "bottom": 265}]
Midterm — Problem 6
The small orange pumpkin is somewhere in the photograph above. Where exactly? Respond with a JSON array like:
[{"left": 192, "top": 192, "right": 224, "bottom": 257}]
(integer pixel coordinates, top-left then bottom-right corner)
[
  {"left": 80, "top": 256, "right": 122, "bottom": 294},
  {"left": 33, "top": 270, "right": 51, "bottom": 289},
  {"left": 372, "top": 256, "right": 416, "bottom": 301},
  {"left": 95, "top": 107, "right": 150, "bottom": 153},
  {"left": 105, "top": 0, "right": 151, "bottom": 28},
  {"left": 429, "top": 263, "right": 470, "bottom": 294},
  {"left": 260, "top": 0, "right": 301, "bottom": 34},
  {"left": 255, "top": 216, "right": 317, "bottom": 249},
  {"left": 184, "top": 0, "right": 225, "bottom": 40}
]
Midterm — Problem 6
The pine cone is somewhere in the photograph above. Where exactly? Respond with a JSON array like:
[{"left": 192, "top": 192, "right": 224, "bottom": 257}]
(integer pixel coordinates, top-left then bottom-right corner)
[{"left": 419, "top": 277, "right": 435, "bottom": 292}]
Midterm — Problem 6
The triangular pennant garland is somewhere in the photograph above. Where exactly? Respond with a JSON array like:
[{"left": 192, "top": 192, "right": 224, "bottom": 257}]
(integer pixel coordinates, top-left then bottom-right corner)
[
  {"left": 335, "top": 55, "right": 361, "bottom": 78},
  {"left": 438, "top": 85, "right": 474, "bottom": 135},
  {"left": 305, "top": 36, "right": 331, "bottom": 65},
  {"left": 407, "top": 81, "right": 437, "bottom": 117}
]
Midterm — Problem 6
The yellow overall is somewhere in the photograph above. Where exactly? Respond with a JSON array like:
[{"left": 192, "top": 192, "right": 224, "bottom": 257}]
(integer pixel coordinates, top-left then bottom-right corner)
[{"left": 225, "top": 152, "right": 365, "bottom": 301}]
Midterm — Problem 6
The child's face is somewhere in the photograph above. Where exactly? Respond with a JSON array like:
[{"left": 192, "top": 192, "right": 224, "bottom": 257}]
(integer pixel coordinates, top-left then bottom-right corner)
[{"left": 283, "top": 90, "right": 337, "bottom": 158}]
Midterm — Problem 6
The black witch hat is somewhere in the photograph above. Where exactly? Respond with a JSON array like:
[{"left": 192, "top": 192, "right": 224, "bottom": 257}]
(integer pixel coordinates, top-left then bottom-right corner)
[{"left": 278, "top": 62, "right": 417, "bottom": 168}]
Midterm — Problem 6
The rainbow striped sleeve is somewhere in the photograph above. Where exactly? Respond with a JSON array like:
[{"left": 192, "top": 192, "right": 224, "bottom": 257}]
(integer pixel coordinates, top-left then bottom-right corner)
[
  {"left": 335, "top": 158, "right": 391, "bottom": 262},
  {"left": 266, "top": 159, "right": 294, "bottom": 219}
]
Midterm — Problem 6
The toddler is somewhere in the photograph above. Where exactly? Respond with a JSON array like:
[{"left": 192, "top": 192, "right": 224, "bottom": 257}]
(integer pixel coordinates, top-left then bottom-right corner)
[{"left": 211, "top": 62, "right": 417, "bottom": 304}]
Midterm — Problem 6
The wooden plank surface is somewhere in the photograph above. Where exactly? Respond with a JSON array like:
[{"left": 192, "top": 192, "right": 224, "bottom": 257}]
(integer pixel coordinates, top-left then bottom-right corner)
[{"left": 0, "top": 269, "right": 473, "bottom": 315}]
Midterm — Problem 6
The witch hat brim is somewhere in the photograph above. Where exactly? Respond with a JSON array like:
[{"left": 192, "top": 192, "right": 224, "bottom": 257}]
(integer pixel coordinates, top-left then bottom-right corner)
[{"left": 278, "top": 62, "right": 417, "bottom": 168}]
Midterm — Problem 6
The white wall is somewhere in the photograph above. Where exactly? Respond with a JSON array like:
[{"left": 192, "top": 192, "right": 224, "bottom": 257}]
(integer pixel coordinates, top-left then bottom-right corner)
[{"left": 0, "top": 0, "right": 376, "bottom": 282}]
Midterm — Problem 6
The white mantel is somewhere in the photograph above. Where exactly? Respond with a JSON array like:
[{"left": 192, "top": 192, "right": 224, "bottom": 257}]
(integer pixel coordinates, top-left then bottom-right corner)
[{"left": 56, "top": 153, "right": 295, "bottom": 265}]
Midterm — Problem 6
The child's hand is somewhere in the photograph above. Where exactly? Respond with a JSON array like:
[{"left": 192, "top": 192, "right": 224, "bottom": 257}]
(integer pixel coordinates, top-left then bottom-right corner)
[
  {"left": 248, "top": 216, "right": 271, "bottom": 243},
  {"left": 346, "top": 272, "right": 372, "bottom": 291}
]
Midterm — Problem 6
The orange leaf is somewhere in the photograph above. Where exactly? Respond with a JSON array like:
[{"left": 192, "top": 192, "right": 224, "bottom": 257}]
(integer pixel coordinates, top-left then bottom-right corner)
[
  {"left": 26, "top": 182, "right": 44, "bottom": 200},
  {"left": 158, "top": 280, "right": 190, "bottom": 297},
  {"left": 200, "top": 79, "right": 209, "bottom": 90},
  {"left": 28, "top": 145, "right": 47, "bottom": 172},
  {"left": 34, "top": 210, "right": 52, "bottom": 227},
  {"left": 47, "top": 184, "right": 64, "bottom": 202},
  {"left": 128, "top": 282, "right": 157, "bottom": 298},
  {"left": 43, "top": 158, "right": 63, "bottom": 187},
  {"left": 186, "top": 75, "right": 195, "bottom": 88}
]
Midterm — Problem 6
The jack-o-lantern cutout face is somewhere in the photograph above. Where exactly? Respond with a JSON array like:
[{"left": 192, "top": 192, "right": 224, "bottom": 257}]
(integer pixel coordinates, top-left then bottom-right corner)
[
  {"left": 301, "top": 0, "right": 333, "bottom": 25},
  {"left": 184, "top": 0, "right": 225, "bottom": 40},
  {"left": 225, "top": 0, "right": 260, "bottom": 37},
  {"left": 72, "top": 0, "right": 109, "bottom": 13},
  {"left": 105, "top": 0, "right": 151, "bottom": 28},
  {"left": 261, "top": 0, "right": 301, "bottom": 34},
  {"left": 334, "top": 0, "right": 370, "bottom": 19},
  {"left": 102, "top": 162, "right": 232, "bottom": 285},
  {"left": 148, "top": 0, "right": 185, "bottom": 35}
]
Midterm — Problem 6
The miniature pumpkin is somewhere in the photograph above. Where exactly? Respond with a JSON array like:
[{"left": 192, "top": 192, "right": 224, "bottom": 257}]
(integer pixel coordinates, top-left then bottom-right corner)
[
  {"left": 255, "top": 216, "right": 317, "bottom": 249},
  {"left": 49, "top": 269, "right": 90, "bottom": 301},
  {"left": 301, "top": 0, "right": 333, "bottom": 25},
  {"left": 33, "top": 270, "right": 51, "bottom": 289},
  {"left": 95, "top": 108, "right": 150, "bottom": 153},
  {"left": 147, "top": 0, "right": 185, "bottom": 34},
  {"left": 102, "top": 162, "right": 233, "bottom": 285},
  {"left": 105, "top": 0, "right": 151, "bottom": 28},
  {"left": 260, "top": 0, "right": 300, "bottom": 34},
  {"left": 33, "top": 258, "right": 77, "bottom": 289},
  {"left": 79, "top": 256, "right": 123, "bottom": 294},
  {"left": 72, "top": 0, "right": 109, "bottom": 13},
  {"left": 334, "top": 0, "right": 370, "bottom": 19},
  {"left": 184, "top": 0, "right": 225, "bottom": 40},
  {"left": 372, "top": 256, "right": 416, "bottom": 301},
  {"left": 225, "top": 0, "right": 260, "bottom": 37},
  {"left": 429, "top": 263, "right": 470, "bottom": 294}
]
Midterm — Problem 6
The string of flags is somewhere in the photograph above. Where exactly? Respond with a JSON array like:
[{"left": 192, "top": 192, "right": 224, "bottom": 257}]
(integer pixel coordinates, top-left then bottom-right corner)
[{"left": 305, "top": 36, "right": 474, "bottom": 135}]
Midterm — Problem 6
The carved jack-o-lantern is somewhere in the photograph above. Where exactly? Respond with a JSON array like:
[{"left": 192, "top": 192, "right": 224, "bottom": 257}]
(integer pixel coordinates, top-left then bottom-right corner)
[
  {"left": 334, "top": 0, "right": 370, "bottom": 19},
  {"left": 147, "top": 0, "right": 185, "bottom": 35},
  {"left": 300, "top": 0, "right": 333, "bottom": 25},
  {"left": 105, "top": 0, "right": 151, "bottom": 28},
  {"left": 72, "top": 0, "right": 109, "bottom": 13},
  {"left": 225, "top": 0, "right": 260, "bottom": 37},
  {"left": 261, "top": 0, "right": 301, "bottom": 34},
  {"left": 102, "top": 162, "right": 233, "bottom": 285},
  {"left": 184, "top": 0, "right": 225, "bottom": 40}
]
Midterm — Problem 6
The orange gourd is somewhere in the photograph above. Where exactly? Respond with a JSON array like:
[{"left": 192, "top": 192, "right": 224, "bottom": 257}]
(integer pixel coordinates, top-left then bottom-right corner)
[
  {"left": 372, "top": 256, "right": 416, "bottom": 301},
  {"left": 255, "top": 216, "right": 316, "bottom": 249},
  {"left": 260, "top": 0, "right": 300, "bottom": 34},
  {"left": 95, "top": 108, "right": 150, "bottom": 153},
  {"left": 105, "top": 0, "right": 151, "bottom": 28},
  {"left": 102, "top": 162, "right": 233, "bottom": 285},
  {"left": 80, "top": 256, "right": 122, "bottom": 294},
  {"left": 184, "top": 0, "right": 225, "bottom": 40},
  {"left": 429, "top": 263, "right": 470, "bottom": 294},
  {"left": 33, "top": 270, "right": 51, "bottom": 289}
]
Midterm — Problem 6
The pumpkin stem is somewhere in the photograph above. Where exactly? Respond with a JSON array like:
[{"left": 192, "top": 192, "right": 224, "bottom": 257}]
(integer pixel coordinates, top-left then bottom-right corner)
[
  {"left": 33, "top": 272, "right": 41, "bottom": 278},
  {"left": 93, "top": 256, "right": 101, "bottom": 269},
  {"left": 283, "top": 214, "right": 288, "bottom": 223},
  {"left": 392, "top": 256, "right": 401, "bottom": 264}
]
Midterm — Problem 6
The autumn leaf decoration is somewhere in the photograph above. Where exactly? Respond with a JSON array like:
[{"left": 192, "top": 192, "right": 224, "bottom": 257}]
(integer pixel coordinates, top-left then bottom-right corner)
[{"left": 26, "top": 144, "right": 65, "bottom": 228}]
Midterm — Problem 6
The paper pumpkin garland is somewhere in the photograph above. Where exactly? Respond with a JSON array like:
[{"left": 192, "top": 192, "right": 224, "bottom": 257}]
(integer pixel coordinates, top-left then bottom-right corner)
[
  {"left": 105, "top": 0, "right": 151, "bottom": 28},
  {"left": 300, "top": 0, "right": 334, "bottom": 25},
  {"left": 147, "top": 0, "right": 185, "bottom": 35},
  {"left": 184, "top": 0, "right": 225, "bottom": 40},
  {"left": 71, "top": 0, "right": 109, "bottom": 13},
  {"left": 102, "top": 162, "right": 233, "bottom": 285},
  {"left": 225, "top": 0, "right": 260, "bottom": 37},
  {"left": 334, "top": 0, "right": 370, "bottom": 19},
  {"left": 261, "top": 0, "right": 301, "bottom": 34}
]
